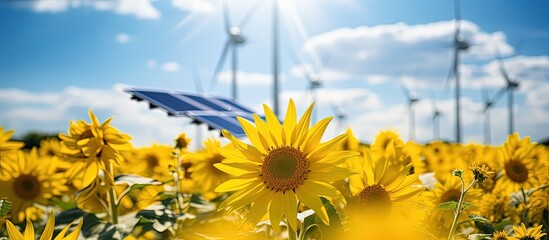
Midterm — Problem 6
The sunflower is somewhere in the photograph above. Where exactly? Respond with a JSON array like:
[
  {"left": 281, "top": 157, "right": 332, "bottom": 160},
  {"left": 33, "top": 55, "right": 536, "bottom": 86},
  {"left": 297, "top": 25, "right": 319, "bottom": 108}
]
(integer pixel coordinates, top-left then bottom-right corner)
[
  {"left": 188, "top": 139, "right": 232, "bottom": 198},
  {"left": 476, "top": 193, "right": 520, "bottom": 224},
  {"left": 371, "top": 130, "right": 404, "bottom": 160},
  {"left": 5, "top": 210, "right": 83, "bottom": 240},
  {"left": 214, "top": 100, "right": 358, "bottom": 232},
  {"left": 335, "top": 128, "right": 361, "bottom": 151},
  {"left": 345, "top": 146, "right": 429, "bottom": 239},
  {"left": 496, "top": 133, "right": 538, "bottom": 193},
  {"left": 528, "top": 188, "right": 548, "bottom": 225},
  {"left": 422, "top": 175, "right": 482, "bottom": 237},
  {"left": 0, "top": 149, "right": 68, "bottom": 222},
  {"left": 512, "top": 223, "right": 547, "bottom": 240},
  {"left": 175, "top": 132, "right": 191, "bottom": 150},
  {"left": 122, "top": 144, "right": 173, "bottom": 181},
  {"left": 492, "top": 230, "right": 510, "bottom": 240},
  {"left": 38, "top": 138, "right": 62, "bottom": 158},
  {"left": 348, "top": 147, "right": 423, "bottom": 215},
  {"left": 59, "top": 109, "right": 133, "bottom": 189}
]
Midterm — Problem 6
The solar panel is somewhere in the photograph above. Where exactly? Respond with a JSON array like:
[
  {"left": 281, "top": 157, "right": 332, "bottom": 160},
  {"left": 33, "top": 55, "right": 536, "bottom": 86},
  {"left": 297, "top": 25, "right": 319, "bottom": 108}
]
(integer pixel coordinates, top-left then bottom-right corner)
[{"left": 125, "top": 88, "right": 271, "bottom": 138}]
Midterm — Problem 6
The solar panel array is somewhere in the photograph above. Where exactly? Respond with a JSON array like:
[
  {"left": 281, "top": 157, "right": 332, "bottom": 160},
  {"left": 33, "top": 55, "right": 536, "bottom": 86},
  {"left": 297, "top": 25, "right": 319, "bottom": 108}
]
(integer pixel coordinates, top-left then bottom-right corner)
[{"left": 125, "top": 89, "right": 263, "bottom": 137}]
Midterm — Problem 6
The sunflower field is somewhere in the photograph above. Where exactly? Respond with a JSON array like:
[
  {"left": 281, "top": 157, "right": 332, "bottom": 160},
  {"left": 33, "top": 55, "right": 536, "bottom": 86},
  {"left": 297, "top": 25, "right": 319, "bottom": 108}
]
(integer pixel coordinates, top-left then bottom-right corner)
[{"left": 0, "top": 100, "right": 547, "bottom": 240}]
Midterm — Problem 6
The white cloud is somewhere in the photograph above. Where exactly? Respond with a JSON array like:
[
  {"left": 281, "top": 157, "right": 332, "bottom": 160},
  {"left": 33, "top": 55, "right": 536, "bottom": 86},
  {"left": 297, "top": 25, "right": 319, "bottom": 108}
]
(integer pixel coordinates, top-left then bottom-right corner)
[
  {"left": 29, "top": 0, "right": 160, "bottom": 20},
  {"left": 0, "top": 84, "right": 192, "bottom": 147},
  {"left": 301, "top": 20, "right": 515, "bottom": 86},
  {"left": 279, "top": 88, "right": 383, "bottom": 111},
  {"left": 116, "top": 33, "right": 131, "bottom": 43},
  {"left": 161, "top": 62, "right": 180, "bottom": 72},
  {"left": 218, "top": 71, "right": 272, "bottom": 85},
  {"left": 172, "top": 0, "right": 215, "bottom": 14}
]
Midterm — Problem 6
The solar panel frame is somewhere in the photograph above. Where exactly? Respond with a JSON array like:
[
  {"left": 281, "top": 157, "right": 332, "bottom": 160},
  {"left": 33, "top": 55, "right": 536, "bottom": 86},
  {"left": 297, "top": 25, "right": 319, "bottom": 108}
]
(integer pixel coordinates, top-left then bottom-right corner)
[{"left": 125, "top": 88, "right": 273, "bottom": 138}]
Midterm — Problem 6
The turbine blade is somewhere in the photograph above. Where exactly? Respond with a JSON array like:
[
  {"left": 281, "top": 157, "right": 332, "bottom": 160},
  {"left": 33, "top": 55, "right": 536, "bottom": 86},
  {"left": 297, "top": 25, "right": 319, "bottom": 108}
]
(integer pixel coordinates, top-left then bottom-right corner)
[
  {"left": 444, "top": 50, "right": 457, "bottom": 91},
  {"left": 223, "top": 0, "right": 231, "bottom": 33},
  {"left": 209, "top": 40, "right": 231, "bottom": 91},
  {"left": 495, "top": 47, "right": 512, "bottom": 84},
  {"left": 491, "top": 87, "right": 506, "bottom": 105},
  {"left": 238, "top": 0, "right": 264, "bottom": 29}
]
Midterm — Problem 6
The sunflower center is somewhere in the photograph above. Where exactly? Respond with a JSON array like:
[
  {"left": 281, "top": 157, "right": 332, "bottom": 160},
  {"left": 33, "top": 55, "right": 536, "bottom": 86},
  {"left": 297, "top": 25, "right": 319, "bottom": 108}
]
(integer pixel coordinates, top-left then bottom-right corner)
[
  {"left": 209, "top": 154, "right": 224, "bottom": 174},
  {"left": 505, "top": 160, "right": 528, "bottom": 183},
  {"left": 145, "top": 154, "right": 159, "bottom": 167},
  {"left": 359, "top": 184, "right": 392, "bottom": 212},
  {"left": 13, "top": 174, "right": 41, "bottom": 200},
  {"left": 47, "top": 149, "right": 56, "bottom": 157},
  {"left": 441, "top": 189, "right": 461, "bottom": 203},
  {"left": 261, "top": 146, "right": 309, "bottom": 192}
]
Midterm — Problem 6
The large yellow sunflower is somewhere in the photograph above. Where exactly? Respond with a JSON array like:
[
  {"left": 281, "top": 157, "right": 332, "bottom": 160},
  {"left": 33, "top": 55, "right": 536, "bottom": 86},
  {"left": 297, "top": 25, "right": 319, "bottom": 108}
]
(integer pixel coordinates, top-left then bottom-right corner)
[
  {"left": 59, "top": 109, "right": 133, "bottom": 189},
  {"left": 496, "top": 133, "right": 539, "bottom": 193},
  {"left": 214, "top": 100, "right": 358, "bottom": 232},
  {"left": 6, "top": 210, "right": 83, "bottom": 240},
  {"left": 188, "top": 139, "right": 232, "bottom": 198},
  {"left": 0, "top": 149, "right": 68, "bottom": 222}
]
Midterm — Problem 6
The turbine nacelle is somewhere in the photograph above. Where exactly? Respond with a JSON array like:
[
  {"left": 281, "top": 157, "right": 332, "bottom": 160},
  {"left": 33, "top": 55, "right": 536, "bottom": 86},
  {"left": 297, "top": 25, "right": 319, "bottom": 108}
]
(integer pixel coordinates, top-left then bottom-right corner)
[{"left": 229, "top": 27, "right": 246, "bottom": 44}]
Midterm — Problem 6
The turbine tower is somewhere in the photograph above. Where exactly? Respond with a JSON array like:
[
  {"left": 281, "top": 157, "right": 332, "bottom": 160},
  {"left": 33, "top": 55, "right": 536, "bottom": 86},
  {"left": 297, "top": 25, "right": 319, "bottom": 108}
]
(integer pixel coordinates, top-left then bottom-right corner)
[
  {"left": 431, "top": 98, "right": 443, "bottom": 140},
  {"left": 446, "top": 0, "right": 470, "bottom": 143},
  {"left": 401, "top": 86, "right": 420, "bottom": 141},
  {"left": 209, "top": 0, "right": 262, "bottom": 100}
]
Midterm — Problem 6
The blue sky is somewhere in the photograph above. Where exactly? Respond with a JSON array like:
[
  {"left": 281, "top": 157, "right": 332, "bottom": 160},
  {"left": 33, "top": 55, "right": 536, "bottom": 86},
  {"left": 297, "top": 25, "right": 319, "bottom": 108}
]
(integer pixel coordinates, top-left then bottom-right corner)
[{"left": 1, "top": 0, "right": 548, "bottom": 147}]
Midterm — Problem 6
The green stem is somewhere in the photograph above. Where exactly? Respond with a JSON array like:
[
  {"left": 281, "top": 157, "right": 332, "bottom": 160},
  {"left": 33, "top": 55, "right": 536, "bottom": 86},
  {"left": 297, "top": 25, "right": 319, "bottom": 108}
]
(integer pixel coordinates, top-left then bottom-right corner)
[
  {"left": 447, "top": 178, "right": 476, "bottom": 240},
  {"left": 520, "top": 188, "right": 529, "bottom": 226},
  {"left": 287, "top": 220, "right": 298, "bottom": 240},
  {"left": 107, "top": 162, "right": 119, "bottom": 224}
]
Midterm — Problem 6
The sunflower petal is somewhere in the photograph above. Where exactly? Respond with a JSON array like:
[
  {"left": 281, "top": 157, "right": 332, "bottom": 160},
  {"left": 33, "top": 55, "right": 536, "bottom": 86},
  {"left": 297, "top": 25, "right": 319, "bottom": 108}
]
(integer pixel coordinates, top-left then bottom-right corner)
[
  {"left": 39, "top": 211, "right": 56, "bottom": 240},
  {"left": 302, "top": 116, "right": 333, "bottom": 153},
  {"left": 262, "top": 104, "right": 283, "bottom": 144},
  {"left": 214, "top": 162, "right": 258, "bottom": 176},
  {"left": 246, "top": 190, "right": 273, "bottom": 227},
  {"left": 237, "top": 117, "right": 267, "bottom": 154},
  {"left": 308, "top": 167, "right": 357, "bottom": 182},
  {"left": 60, "top": 219, "right": 83, "bottom": 240},
  {"left": 282, "top": 192, "right": 298, "bottom": 231},
  {"left": 282, "top": 99, "right": 297, "bottom": 145},
  {"left": 6, "top": 221, "right": 24, "bottom": 240},
  {"left": 291, "top": 103, "right": 314, "bottom": 147},
  {"left": 269, "top": 193, "right": 284, "bottom": 232},
  {"left": 307, "top": 134, "right": 348, "bottom": 161},
  {"left": 215, "top": 176, "right": 258, "bottom": 192},
  {"left": 296, "top": 186, "right": 329, "bottom": 224}
]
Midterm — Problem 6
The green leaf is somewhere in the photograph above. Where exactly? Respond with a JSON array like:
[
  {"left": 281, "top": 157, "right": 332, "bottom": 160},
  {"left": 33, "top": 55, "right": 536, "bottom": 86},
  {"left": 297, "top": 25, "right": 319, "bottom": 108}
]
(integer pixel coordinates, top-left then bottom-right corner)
[
  {"left": 493, "top": 219, "right": 513, "bottom": 231},
  {"left": 467, "top": 233, "right": 492, "bottom": 240},
  {"left": 467, "top": 214, "right": 489, "bottom": 223},
  {"left": 462, "top": 202, "right": 474, "bottom": 211},
  {"left": 115, "top": 174, "right": 161, "bottom": 192},
  {"left": 300, "top": 197, "right": 344, "bottom": 240},
  {"left": 0, "top": 198, "right": 11, "bottom": 217},
  {"left": 436, "top": 201, "right": 458, "bottom": 211}
]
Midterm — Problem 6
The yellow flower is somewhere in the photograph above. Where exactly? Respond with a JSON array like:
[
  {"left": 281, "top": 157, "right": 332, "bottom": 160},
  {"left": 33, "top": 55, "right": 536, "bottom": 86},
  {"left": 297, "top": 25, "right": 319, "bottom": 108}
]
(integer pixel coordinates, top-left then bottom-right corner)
[
  {"left": 348, "top": 147, "right": 423, "bottom": 215},
  {"left": 492, "top": 230, "right": 510, "bottom": 240},
  {"left": 123, "top": 144, "right": 173, "bottom": 181},
  {"left": 371, "top": 130, "right": 404, "bottom": 161},
  {"left": 512, "top": 223, "right": 547, "bottom": 240},
  {"left": 214, "top": 100, "right": 358, "bottom": 232},
  {"left": 59, "top": 109, "right": 133, "bottom": 189},
  {"left": 476, "top": 193, "right": 520, "bottom": 224},
  {"left": 188, "top": 139, "right": 231, "bottom": 198},
  {"left": 497, "top": 133, "right": 538, "bottom": 193},
  {"left": 0, "top": 149, "right": 68, "bottom": 222},
  {"left": 175, "top": 133, "right": 191, "bottom": 150},
  {"left": 470, "top": 162, "right": 495, "bottom": 184},
  {"left": 335, "top": 128, "right": 361, "bottom": 151},
  {"left": 422, "top": 176, "right": 482, "bottom": 237},
  {"left": 38, "top": 138, "right": 62, "bottom": 158},
  {"left": 528, "top": 188, "right": 548, "bottom": 224},
  {"left": 5, "top": 210, "right": 83, "bottom": 240}
]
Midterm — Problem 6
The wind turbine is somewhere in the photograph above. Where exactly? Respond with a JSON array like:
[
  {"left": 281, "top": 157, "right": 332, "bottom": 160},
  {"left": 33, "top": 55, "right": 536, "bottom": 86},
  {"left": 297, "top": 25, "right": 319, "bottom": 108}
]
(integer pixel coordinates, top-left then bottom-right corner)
[
  {"left": 331, "top": 104, "right": 347, "bottom": 133},
  {"left": 494, "top": 48, "right": 520, "bottom": 135},
  {"left": 480, "top": 86, "right": 504, "bottom": 145},
  {"left": 445, "top": 0, "right": 470, "bottom": 143},
  {"left": 209, "top": 0, "right": 263, "bottom": 100},
  {"left": 430, "top": 98, "right": 443, "bottom": 140},
  {"left": 401, "top": 86, "right": 420, "bottom": 141}
]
